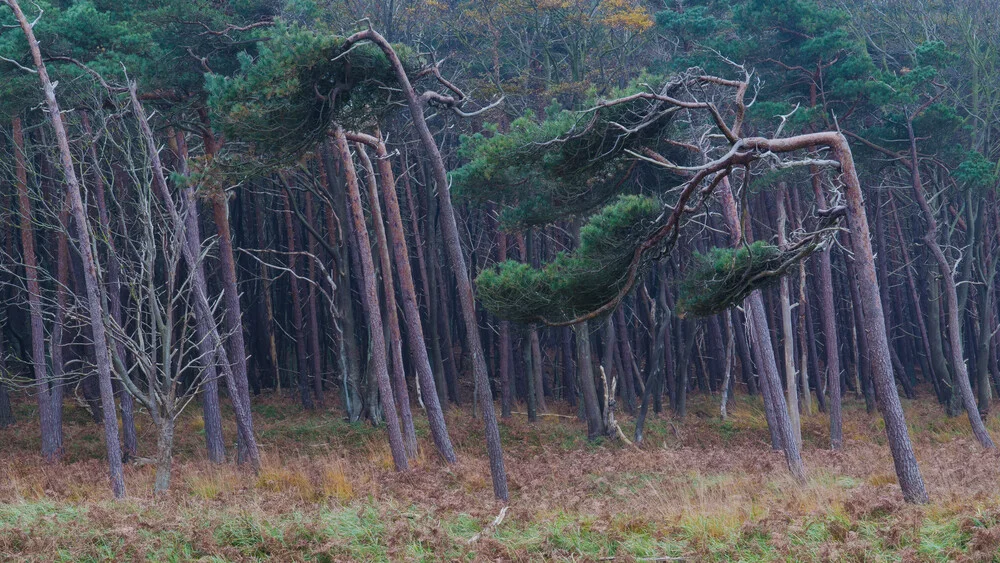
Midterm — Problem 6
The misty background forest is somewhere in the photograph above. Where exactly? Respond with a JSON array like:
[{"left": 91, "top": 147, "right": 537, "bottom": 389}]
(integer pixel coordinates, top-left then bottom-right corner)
[{"left": 1, "top": 0, "right": 1000, "bottom": 560}]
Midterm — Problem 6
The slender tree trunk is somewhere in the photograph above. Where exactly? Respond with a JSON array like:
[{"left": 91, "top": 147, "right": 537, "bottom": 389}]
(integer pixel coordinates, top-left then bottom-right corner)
[
  {"left": 343, "top": 30, "right": 506, "bottom": 499},
  {"left": 199, "top": 117, "right": 257, "bottom": 460},
  {"left": 497, "top": 232, "right": 513, "bottom": 418},
  {"left": 136, "top": 93, "right": 260, "bottom": 471},
  {"left": 843, "top": 235, "right": 876, "bottom": 412},
  {"left": 616, "top": 307, "right": 638, "bottom": 414},
  {"left": 319, "top": 147, "right": 364, "bottom": 420},
  {"left": 164, "top": 131, "right": 226, "bottom": 464},
  {"left": 906, "top": 120, "right": 993, "bottom": 448},
  {"left": 776, "top": 184, "right": 802, "bottom": 447},
  {"left": 12, "top": 116, "right": 61, "bottom": 462},
  {"left": 717, "top": 178, "right": 804, "bottom": 482},
  {"left": 82, "top": 112, "right": 137, "bottom": 461},
  {"left": 516, "top": 232, "right": 547, "bottom": 413},
  {"left": 333, "top": 127, "right": 408, "bottom": 471},
  {"left": 10, "top": 1, "right": 125, "bottom": 496},
  {"left": 281, "top": 186, "right": 316, "bottom": 411},
  {"left": 253, "top": 190, "right": 283, "bottom": 393},
  {"left": 400, "top": 161, "right": 448, "bottom": 407},
  {"left": 303, "top": 192, "right": 326, "bottom": 408},
  {"left": 825, "top": 137, "right": 927, "bottom": 502},
  {"left": 355, "top": 139, "right": 458, "bottom": 461}
]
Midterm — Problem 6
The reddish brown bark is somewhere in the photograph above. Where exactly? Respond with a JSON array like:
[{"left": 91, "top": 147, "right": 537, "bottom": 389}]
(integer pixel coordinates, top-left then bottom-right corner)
[
  {"left": 342, "top": 29, "right": 507, "bottom": 499},
  {"left": 350, "top": 133, "right": 457, "bottom": 462},
  {"left": 333, "top": 126, "right": 408, "bottom": 471},
  {"left": 354, "top": 144, "right": 418, "bottom": 458}
]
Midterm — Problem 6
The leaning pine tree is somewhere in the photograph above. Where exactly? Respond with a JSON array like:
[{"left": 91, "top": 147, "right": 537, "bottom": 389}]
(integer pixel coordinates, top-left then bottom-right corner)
[
  {"left": 207, "top": 22, "right": 508, "bottom": 499},
  {"left": 456, "top": 70, "right": 930, "bottom": 503}
]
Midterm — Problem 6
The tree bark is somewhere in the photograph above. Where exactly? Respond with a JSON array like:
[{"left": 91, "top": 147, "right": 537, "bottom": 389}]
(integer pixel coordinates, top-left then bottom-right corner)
[
  {"left": 905, "top": 120, "right": 994, "bottom": 448},
  {"left": 280, "top": 185, "right": 317, "bottom": 411},
  {"left": 342, "top": 29, "right": 507, "bottom": 499},
  {"left": 199, "top": 116, "right": 257, "bottom": 460},
  {"left": 717, "top": 178, "right": 804, "bottom": 482},
  {"left": 135, "top": 92, "right": 260, "bottom": 470},
  {"left": 12, "top": 116, "right": 62, "bottom": 462},
  {"left": 333, "top": 126, "right": 408, "bottom": 471},
  {"left": 9, "top": 0, "right": 125, "bottom": 496},
  {"left": 81, "top": 112, "right": 137, "bottom": 462},
  {"left": 776, "top": 184, "right": 802, "bottom": 448}
]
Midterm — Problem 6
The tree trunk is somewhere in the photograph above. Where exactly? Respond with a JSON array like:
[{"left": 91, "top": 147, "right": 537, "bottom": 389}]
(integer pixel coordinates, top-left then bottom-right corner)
[
  {"left": 199, "top": 117, "right": 257, "bottom": 461},
  {"left": 575, "top": 321, "right": 605, "bottom": 438},
  {"left": 776, "top": 184, "right": 802, "bottom": 448},
  {"left": 497, "top": 233, "right": 513, "bottom": 418},
  {"left": 82, "top": 112, "right": 137, "bottom": 461},
  {"left": 318, "top": 146, "right": 364, "bottom": 421},
  {"left": 153, "top": 415, "right": 175, "bottom": 493},
  {"left": 303, "top": 192, "right": 326, "bottom": 408},
  {"left": 252, "top": 189, "right": 283, "bottom": 393},
  {"left": 717, "top": 178, "right": 804, "bottom": 481},
  {"left": 355, "top": 138, "right": 458, "bottom": 462},
  {"left": 280, "top": 186, "right": 316, "bottom": 411},
  {"left": 906, "top": 120, "right": 994, "bottom": 448},
  {"left": 136, "top": 93, "right": 260, "bottom": 471},
  {"left": 12, "top": 116, "right": 61, "bottom": 462},
  {"left": 343, "top": 29, "right": 507, "bottom": 499},
  {"left": 400, "top": 161, "right": 448, "bottom": 407},
  {"left": 10, "top": 2, "right": 125, "bottom": 496},
  {"left": 333, "top": 126, "right": 408, "bottom": 471}
]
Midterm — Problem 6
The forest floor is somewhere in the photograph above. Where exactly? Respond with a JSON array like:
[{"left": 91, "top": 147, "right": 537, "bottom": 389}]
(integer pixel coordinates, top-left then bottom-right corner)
[{"left": 2, "top": 390, "right": 1000, "bottom": 561}]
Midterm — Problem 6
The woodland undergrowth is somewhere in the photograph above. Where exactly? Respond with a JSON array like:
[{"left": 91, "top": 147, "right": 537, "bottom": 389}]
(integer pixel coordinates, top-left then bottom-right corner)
[{"left": 2, "top": 391, "right": 1000, "bottom": 562}]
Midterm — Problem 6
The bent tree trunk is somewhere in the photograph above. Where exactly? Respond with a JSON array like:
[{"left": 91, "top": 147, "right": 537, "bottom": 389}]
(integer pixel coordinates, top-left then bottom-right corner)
[
  {"left": 905, "top": 120, "right": 994, "bottom": 449},
  {"left": 9, "top": 0, "right": 125, "bottom": 497},
  {"left": 343, "top": 29, "right": 506, "bottom": 499}
]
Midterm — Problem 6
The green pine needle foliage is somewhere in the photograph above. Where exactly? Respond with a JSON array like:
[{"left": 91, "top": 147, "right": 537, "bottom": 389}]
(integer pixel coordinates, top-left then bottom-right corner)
[
  {"left": 476, "top": 195, "right": 661, "bottom": 324},
  {"left": 676, "top": 241, "right": 795, "bottom": 318},
  {"left": 206, "top": 22, "right": 416, "bottom": 164},
  {"left": 454, "top": 80, "right": 678, "bottom": 227}
]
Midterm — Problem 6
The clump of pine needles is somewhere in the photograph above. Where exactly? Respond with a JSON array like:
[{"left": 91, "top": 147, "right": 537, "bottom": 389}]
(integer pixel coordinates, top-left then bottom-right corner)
[{"left": 676, "top": 241, "right": 798, "bottom": 318}]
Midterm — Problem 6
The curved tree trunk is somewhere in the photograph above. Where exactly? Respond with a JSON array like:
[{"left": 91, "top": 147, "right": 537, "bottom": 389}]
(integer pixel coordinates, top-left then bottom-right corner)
[{"left": 906, "top": 120, "right": 994, "bottom": 449}]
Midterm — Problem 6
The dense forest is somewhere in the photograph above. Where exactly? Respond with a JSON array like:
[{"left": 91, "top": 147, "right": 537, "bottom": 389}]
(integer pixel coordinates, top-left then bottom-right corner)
[{"left": 1, "top": 0, "right": 1000, "bottom": 560}]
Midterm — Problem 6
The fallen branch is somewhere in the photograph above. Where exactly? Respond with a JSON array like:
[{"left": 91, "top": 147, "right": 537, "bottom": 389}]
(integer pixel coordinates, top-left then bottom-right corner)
[
  {"left": 510, "top": 411, "right": 576, "bottom": 419},
  {"left": 467, "top": 506, "right": 509, "bottom": 544}
]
